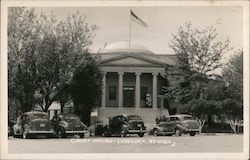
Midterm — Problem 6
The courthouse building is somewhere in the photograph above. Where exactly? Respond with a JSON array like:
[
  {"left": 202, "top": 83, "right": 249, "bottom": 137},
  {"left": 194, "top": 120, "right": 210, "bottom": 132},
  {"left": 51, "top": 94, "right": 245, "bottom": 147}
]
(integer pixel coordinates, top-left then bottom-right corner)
[{"left": 95, "top": 41, "right": 181, "bottom": 124}]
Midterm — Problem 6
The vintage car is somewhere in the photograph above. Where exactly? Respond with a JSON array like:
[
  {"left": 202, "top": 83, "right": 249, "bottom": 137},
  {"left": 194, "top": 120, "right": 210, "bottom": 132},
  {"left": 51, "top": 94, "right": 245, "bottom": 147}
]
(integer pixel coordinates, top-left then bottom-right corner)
[
  {"left": 102, "top": 114, "right": 146, "bottom": 137},
  {"left": 12, "top": 111, "right": 53, "bottom": 139},
  {"left": 51, "top": 113, "right": 88, "bottom": 138},
  {"left": 152, "top": 114, "right": 200, "bottom": 136}
]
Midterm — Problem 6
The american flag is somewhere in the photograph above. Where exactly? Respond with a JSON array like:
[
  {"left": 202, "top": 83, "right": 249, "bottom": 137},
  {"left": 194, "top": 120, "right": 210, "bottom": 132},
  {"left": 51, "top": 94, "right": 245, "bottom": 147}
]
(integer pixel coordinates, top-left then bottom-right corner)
[{"left": 130, "top": 10, "right": 147, "bottom": 27}]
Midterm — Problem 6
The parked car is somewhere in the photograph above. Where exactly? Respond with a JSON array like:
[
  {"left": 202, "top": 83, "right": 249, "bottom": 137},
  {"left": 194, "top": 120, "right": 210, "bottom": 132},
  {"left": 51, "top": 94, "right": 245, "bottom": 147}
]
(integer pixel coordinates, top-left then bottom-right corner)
[
  {"left": 51, "top": 113, "right": 88, "bottom": 138},
  {"left": 102, "top": 114, "right": 146, "bottom": 137},
  {"left": 152, "top": 114, "right": 200, "bottom": 136},
  {"left": 12, "top": 111, "right": 53, "bottom": 139}
]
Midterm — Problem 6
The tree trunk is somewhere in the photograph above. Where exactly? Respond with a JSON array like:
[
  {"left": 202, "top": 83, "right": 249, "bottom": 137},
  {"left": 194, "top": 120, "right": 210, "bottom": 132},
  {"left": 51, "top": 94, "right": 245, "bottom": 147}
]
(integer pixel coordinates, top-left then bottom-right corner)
[{"left": 60, "top": 100, "right": 65, "bottom": 114}]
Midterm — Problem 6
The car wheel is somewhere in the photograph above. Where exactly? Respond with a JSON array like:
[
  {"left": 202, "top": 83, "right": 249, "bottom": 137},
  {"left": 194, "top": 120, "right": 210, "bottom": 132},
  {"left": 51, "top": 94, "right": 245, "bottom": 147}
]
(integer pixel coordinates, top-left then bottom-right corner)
[
  {"left": 153, "top": 128, "right": 159, "bottom": 136},
  {"left": 58, "top": 128, "right": 66, "bottom": 138},
  {"left": 120, "top": 128, "right": 127, "bottom": 137},
  {"left": 12, "top": 128, "right": 18, "bottom": 138},
  {"left": 175, "top": 128, "right": 182, "bottom": 136},
  {"left": 79, "top": 133, "right": 85, "bottom": 138},
  {"left": 190, "top": 131, "right": 196, "bottom": 136},
  {"left": 22, "top": 129, "right": 29, "bottom": 139},
  {"left": 138, "top": 133, "right": 144, "bottom": 137}
]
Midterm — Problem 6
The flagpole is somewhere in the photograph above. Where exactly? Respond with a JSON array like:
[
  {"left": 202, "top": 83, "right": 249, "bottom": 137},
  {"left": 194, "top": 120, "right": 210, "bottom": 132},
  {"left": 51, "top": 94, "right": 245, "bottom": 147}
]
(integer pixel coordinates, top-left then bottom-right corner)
[{"left": 129, "top": 7, "right": 131, "bottom": 54}]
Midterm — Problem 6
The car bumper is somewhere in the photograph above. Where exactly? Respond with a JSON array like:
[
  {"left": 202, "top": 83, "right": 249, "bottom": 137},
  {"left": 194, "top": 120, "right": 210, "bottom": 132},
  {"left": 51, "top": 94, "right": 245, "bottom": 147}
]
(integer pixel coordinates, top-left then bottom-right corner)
[
  {"left": 128, "top": 130, "right": 147, "bottom": 133},
  {"left": 65, "top": 130, "right": 88, "bottom": 134},
  {"left": 28, "top": 130, "right": 54, "bottom": 134},
  {"left": 185, "top": 129, "right": 200, "bottom": 132}
]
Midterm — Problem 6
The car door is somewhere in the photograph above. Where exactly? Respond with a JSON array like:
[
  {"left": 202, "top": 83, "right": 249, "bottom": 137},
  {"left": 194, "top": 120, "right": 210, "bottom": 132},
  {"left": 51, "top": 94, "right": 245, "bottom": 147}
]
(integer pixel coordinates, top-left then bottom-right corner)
[
  {"left": 167, "top": 117, "right": 176, "bottom": 132},
  {"left": 159, "top": 118, "right": 169, "bottom": 132}
]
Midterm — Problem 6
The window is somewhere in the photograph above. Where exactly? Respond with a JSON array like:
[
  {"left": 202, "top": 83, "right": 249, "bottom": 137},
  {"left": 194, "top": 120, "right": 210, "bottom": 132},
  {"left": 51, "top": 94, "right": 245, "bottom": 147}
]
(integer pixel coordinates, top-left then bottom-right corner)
[
  {"left": 109, "top": 86, "right": 117, "bottom": 100},
  {"left": 141, "top": 87, "right": 148, "bottom": 100}
]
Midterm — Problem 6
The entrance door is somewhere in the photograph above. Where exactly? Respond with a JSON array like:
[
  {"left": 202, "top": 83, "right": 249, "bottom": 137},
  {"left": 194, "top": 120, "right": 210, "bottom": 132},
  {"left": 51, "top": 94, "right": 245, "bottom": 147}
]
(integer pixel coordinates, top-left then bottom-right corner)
[{"left": 123, "top": 86, "right": 135, "bottom": 107}]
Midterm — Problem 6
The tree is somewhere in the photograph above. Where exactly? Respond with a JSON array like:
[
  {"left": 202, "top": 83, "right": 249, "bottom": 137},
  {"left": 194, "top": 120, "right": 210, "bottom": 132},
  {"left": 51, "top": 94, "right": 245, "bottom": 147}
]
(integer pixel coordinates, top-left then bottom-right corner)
[
  {"left": 8, "top": 8, "right": 42, "bottom": 112},
  {"left": 70, "top": 55, "right": 102, "bottom": 126},
  {"left": 169, "top": 22, "right": 231, "bottom": 100},
  {"left": 8, "top": 8, "right": 98, "bottom": 113},
  {"left": 34, "top": 11, "right": 98, "bottom": 112},
  {"left": 222, "top": 50, "right": 243, "bottom": 120},
  {"left": 222, "top": 50, "right": 243, "bottom": 102},
  {"left": 168, "top": 22, "right": 231, "bottom": 125}
]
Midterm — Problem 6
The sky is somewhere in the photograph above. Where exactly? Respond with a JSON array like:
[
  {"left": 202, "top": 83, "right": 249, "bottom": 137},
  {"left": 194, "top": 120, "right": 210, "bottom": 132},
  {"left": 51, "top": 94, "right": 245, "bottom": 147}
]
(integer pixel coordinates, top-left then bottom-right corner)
[{"left": 37, "top": 6, "right": 243, "bottom": 62}]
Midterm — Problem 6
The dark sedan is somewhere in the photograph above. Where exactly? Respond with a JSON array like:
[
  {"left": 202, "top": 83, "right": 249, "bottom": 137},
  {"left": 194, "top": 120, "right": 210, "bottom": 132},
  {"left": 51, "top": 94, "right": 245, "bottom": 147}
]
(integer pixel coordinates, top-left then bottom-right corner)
[
  {"left": 102, "top": 114, "right": 147, "bottom": 137},
  {"left": 51, "top": 113, "right": 88, "bottom": 138},
  {"left": 12, "top": 111, "right": 53, "bottom": 139}
]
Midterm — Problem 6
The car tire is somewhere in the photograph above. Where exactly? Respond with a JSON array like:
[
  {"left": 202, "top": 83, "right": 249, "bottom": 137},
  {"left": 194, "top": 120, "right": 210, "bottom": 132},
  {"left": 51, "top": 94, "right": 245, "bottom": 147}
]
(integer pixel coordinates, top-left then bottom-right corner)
[
  {"left": 175, "top": 128, "right": 182, "bottom": 136},
  {"left": 13, "top": 134, "right": 18, "bottom": 138},
  {"left": 190, "top": 132, "right": 196, "bottom": 136},
  {"left": 22, "top": 129, "right": 29, "bottom": 139},
  {"left": 12, "top": 128, "right": 18, "bottom": 138},
  {"left": 120, "top": 126, "right": 127, "bottom": 137},
  {"left": 138, "top": 133, "right": 144, "bottom": 137},
  {"left": 153, "top": 128, "right": 159, "bottom": 136},
  {"left": 79, "top": 133, "right": 85, "bottom": 138},
  {"left": 58, "top": 127, "right": 66, "bottom": 138}
]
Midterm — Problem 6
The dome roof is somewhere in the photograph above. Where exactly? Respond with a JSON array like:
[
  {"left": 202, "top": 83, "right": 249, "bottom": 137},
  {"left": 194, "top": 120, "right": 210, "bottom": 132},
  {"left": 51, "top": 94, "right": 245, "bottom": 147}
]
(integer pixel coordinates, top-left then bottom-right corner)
[{"left": 103, "top": 41, "right": 154, "bottom": 54}]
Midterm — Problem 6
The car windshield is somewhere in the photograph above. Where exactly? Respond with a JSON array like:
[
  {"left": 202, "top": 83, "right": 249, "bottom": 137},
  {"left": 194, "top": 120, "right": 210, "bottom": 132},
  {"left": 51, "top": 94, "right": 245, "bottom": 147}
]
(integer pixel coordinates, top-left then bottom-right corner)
[
  {"left": 63, "top": 115, "right": 80, "bottom": 122},
  {"left": 128, "top": 115, "right": 142, "bottom": 120},
  {"left": 182, "top": 116, "right": 194, "bottom": 120},
  {"left": 29, "top": 113, "right": 48, "bottom": 120}
]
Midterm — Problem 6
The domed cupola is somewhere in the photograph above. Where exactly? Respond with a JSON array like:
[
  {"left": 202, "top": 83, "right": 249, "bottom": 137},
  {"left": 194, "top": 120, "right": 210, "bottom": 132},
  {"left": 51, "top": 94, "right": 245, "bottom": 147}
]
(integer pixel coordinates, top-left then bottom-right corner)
[{"left": 103, "top": 40, "right": 154, "bottom": 55}]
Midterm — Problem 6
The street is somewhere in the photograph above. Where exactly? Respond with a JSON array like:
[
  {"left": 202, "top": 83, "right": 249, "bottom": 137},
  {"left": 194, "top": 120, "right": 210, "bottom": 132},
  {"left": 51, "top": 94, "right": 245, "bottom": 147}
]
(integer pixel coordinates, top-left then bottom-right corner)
[{"left": 8, "top": 134, "right": 243, "bottom": 153}]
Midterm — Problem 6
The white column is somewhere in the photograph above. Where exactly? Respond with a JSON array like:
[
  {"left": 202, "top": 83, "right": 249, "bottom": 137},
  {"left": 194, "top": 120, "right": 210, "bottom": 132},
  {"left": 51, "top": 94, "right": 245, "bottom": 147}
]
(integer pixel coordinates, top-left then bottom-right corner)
[
  {"left": 118, "top": 72, "right": 124, "bottom": 108},
  {"left": 152, "top": 72, "right": 158, "bottom": 108},
  {"left": 135, "top": 72, "right": 141, "bottom": 108},
  {"left": 101, "top": 72, "right": 107, "bottom": 108}
]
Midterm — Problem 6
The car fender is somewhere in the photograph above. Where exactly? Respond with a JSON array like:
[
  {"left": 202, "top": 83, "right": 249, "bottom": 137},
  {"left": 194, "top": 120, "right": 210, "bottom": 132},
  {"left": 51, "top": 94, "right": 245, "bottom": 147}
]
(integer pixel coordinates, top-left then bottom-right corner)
[
  {"left": 121, "top": 124, "right": 129, "bottom": 133},
  {"left": 15, "top": 124, "right": 23, "bottom": 134},
  {"left": 23, "top": 124, "right": 30, "bottom": 132},
  {"left": 153, "top": 126, "right": 164, "bottom": 132},
  {"left": 121, "top": 121, "right": 129, "bottom": 127},
  {"left": 12, "top": 125, "right": 19, "bottom": 135},
  {"left": 58, "top": 121, "right": 69, "bottom": 129},
  {"left": 175, "top": 124, "right": 186, "bottom": 131}
]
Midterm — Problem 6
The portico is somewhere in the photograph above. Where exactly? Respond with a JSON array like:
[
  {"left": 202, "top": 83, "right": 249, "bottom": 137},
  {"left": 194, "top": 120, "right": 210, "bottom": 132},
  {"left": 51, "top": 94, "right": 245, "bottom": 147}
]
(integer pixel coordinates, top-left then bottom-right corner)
[
  {"left": 95, "top": 41, "right": 178, "bottom": 124},
  {"left": 101, "top": 71, "right": 160, "bottom": 108}
]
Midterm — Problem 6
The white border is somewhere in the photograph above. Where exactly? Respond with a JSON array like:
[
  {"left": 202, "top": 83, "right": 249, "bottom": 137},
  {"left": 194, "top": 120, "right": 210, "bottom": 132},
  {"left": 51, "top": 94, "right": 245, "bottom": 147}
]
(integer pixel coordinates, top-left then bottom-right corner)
[{"left": 1, "top": 1, "right": 249, "bottom": 160}]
